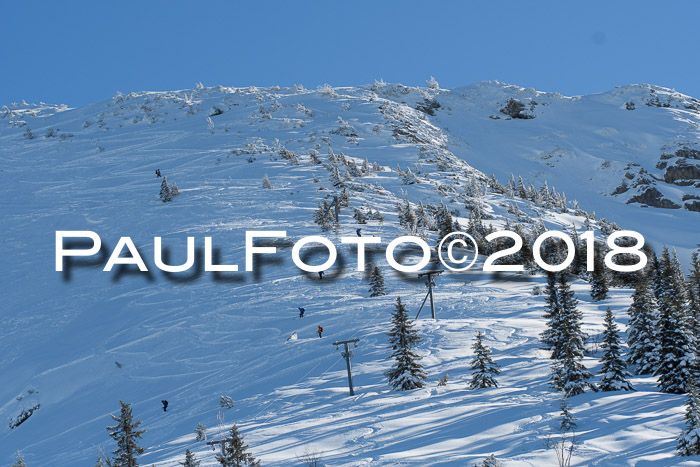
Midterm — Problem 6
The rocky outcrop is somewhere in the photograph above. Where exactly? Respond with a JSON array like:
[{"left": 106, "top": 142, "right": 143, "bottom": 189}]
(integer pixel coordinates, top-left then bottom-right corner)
[
  {"left": 627, "top": 187, "right": 681, "bottom": 209},
  {"left": 664, "top": 163, "right": 700, "bottom": 185}
]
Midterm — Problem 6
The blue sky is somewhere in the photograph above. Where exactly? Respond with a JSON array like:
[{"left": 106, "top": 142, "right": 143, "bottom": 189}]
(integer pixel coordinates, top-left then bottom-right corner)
[{"left": 2, "top": 1, "right": 699, "bottom": 106}]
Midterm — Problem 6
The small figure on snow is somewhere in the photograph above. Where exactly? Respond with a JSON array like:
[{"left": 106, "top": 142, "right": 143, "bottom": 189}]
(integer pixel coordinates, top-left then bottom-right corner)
[
  {"left": 161, "top": 400, "right": 168, "bottom": 412},
  {"left": 298, "top": 307, "right": 305, "bottom": 318},
  {"left": 356, "top": 228, "right": 362, "bottom": 237},
  {"left": 155, "top": 169, "right": 161, "bottom": 178},
  {"left": 318, "top": 271, "right": 324, "bottom": 280},
  {"left": 317, "top": 325, "right": 323, "bottom": 338}
]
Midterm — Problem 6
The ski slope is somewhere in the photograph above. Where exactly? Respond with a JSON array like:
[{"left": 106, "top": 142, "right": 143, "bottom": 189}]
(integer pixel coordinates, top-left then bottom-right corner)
[{"left": 0, "top": 81, "right": 698, "bottom": 466}]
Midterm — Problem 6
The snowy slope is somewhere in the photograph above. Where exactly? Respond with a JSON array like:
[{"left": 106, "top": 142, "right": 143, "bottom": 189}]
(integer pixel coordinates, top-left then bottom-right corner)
[{"left": 0, "top": 81, "right": 698, "bottom": 466}]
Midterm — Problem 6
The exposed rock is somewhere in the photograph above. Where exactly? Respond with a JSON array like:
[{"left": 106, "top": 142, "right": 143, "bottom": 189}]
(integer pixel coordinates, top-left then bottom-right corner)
[
  {"left": 685, "top": 201, "right": 700, "bottom": 212},
  {"left": 499, "top": 98, "right": 535, "bottom": 119},
  {"left": 664, "top": 163, "right": 700, "bottom": 184},
  {"left": 627, "top": 187, "right": 681, "bottom": 209}
]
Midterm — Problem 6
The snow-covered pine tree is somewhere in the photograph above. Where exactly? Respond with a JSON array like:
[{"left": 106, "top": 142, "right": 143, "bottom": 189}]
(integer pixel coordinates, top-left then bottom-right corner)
[
  {"left": 369, "top": 264, "right": 386, "bottom": 297},
  {"left": 262, "top": 174, "right": 272, "bottom": 189},
  {"left": 216, "top": 425, "right": 260, "bottom": 467},
  {"left": 397, "top": 200, "right": 415, "bottom": 231},
  {"left": 655, "top": 247, "right": 695, "bottom": 394},
  {"left": 469, "top": 331, "right": 500, "bottom": 389},
  {"left": 194, "top": 422, "right": 207, "bottom": 441},
  {"left": 361, "top": 158, "right": 371, "bottom": 175},
  {"left": 559, "top": 398, "right": 577, "bottom": 432},
  {"left": 329, "top": 165, "right": 344, "bottom": 187},
  {"left": 678, "top": 379, "right": 700, "bottom": 456},
  {"left": 626, "top": 274, "right": 659, "bottom": 374},
  {"left": 385, "top": 297, "right": 427, "bottom": 390},
  {"left": 309, "top": 149, "right": 321, "bottom": 165},
  {"left": 435, "top": 202, "right": 454, "bottom": 244},
  {"left": 353, "top": 208, "right": 367, "bottom": 224},
  {"left": 590, "top": 247, "right": 609, "bottom": 301},
  {"left": 180, "top": 449, "right": 200, "bottom": 467},
  {"left": 106, "top": 400, "right": 146, "bottom": 467},
  {"left": 688, "top": 252, "right": 700, "bottom": 339},
  {"left": 11, "top": 450, "right": 26, "bottom": 467},
  {"left": 160, "top": 177, "right": 172, "bottom": 202},
  {"left": 479, "top": 454, "right": 502, "bottom": 467},
  {"left": 313, "top": 200, "right": 335, "bottom": 232},
  {"left": 550, "top": 274, "right": 595, "bottom": 397},
  {"left": 170, "top": 181, "right": 180, "bottom": 197},
  {"left": 598, "top": 308, "right": 633, "bottom": 391},
  {"left": 540, "top": 272, "right": 561, "bottom": 354}
]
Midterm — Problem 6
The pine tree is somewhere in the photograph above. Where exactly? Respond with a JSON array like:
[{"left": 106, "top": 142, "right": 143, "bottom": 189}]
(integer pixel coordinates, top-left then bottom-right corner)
[
  {"left": 106, "top": 400, "right": 146, "bottom": 467},
  {"left": 540, "top": 272, "right": 561, "bottom": 354},
  {"left": 599, "top": 308, "right": 633, "bottom": 391},
  {"left": 559, "top": 398, "right": 577, "bottom": 432},
  {"left": 550, "top": 274, "right": 595, "bottom": 397},
  {"left": 369, "top": 264, "right": 386, "bottom": 297},
  {"left": 688, "top": 252, "right": 700, "bottom": 340},
  {"left": 11, "top": 450, "right": 26, "bottom": 467},
  {"left": 160, "top": 177, "right": 172, "bottom": 202},
  {"left": 655, "top": 247, "right": 695, "bottom": 394},
  {"left": 590, "top": 247, "right": 609, "bottom": 301},
  {"left": 313, "top": 200, "right": 335, "bottom": 232},
  {"left": 435, "top": 202, "right": 453, "bottom": 244},
  {"left": 329, "top": 165, "right": 344, "bottom": 187},
  {"left": 385, "top": 297, "right": 427, "bottom": 390},
  {"left": 194, "top": 423, "right": 207, "bottom": 441},
  {"left": 180, "top": 449, "right": 201, "bottom": 467},
  {"left": 216, "top": 425, "right": 260, "bottom": 467},
  {"left": 678, "top": 379, "right": 700, "bottom": 456},
  {"left": 262, "top": 175, "right": 272, "bottom": 189},
  {"left": 170, "top": 181, "right": 180, "bottom": 197},
  {"left": 626, "top": 275, "right": 658, "bottom": 374},
  {"left": 469, "top": 331, "right": 500, "bottom": 389}
]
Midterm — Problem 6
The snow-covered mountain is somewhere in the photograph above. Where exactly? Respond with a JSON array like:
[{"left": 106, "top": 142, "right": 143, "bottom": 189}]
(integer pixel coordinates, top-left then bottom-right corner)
[{"left": 0, "top": 80, "right": 698, "bottom": 466}]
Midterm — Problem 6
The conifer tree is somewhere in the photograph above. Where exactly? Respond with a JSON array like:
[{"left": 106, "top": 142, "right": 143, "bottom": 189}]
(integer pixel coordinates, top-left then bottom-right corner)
[
  {"left": 385, "top": 297, "right": 427, "bottom": 390},
  {"left": 160, "top": 177, "right": 172, "bottom": 202},
  {"left": 170, "top": 181, "right": 180, "bottom": 197},
  {"left": 262, "top": 175, "right": 272, "bottom": 189},
  {"left": 688, "top": 252, "right": 700, "bottom": 338},
  {"left": 655, "top": 247, "right": 695, "bottom": 394},
  {"left": 106, "top": 400, "right": 146, "bottom": 467},
  {"left": 329, "top": 165, "right": 344, "bottom": 187},
  {"left": 369, "top": 264, "right": 386, "bottom": 297},
  {"left": 11, "top": 450, "right": 26, "bottom": 467},
  {"left": 626, "top": 275, "right": 658, "bottom": 374},
  {"left": 435, "top": 202, "right": 454, "bottom": 244},
  {"left": 180, "top": 449, "right": 201, "bottom": 467},
  {"left": 216, "top": 425, "right": 260, "bottom": 467},
  {"left": 678, "top": 379, "right": 700, "bottom": 456},
  {"left": 469, "top": 331, "right": 500, "bottom": 389},
  {"left": 550, "top": 274, "right": 595, "bottom": 397},
  {"left": 559, "top": 398, "right": 577, "bottom": 432},
  {"left": 599, "top": 308, "right": 633, "bottom": 391},
  {"left": 353, "top": 208, "right": 367, "bottom": 224},
  {"left": 194, "top": 423, "right": 207, "bottom": 441},
  {"left": 540, "top": 272, "right": 561, "bottom": 355},
  {"left": 313, "top": 200, "right": 335, "bottom": 232},
  {"left": 590, "top": 247, "right": 609, "bottom": 301}
]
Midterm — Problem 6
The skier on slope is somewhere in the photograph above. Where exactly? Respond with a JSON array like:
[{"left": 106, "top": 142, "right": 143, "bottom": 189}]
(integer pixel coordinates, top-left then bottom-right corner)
[
  {"left": 156, "top": 169, "right": 161, "bottom": 178},
  {"left": 161, "top": 400, "right": 168, "bottom": 412},
  {"left": 356, "top": 228, "right": 362, "bottom": 237},
  {"left": 318, "top": 271, "right": 324, "bottom": 280},
  {"left": 317, "top": 325, "right": 323, "bottom": 338},
  {"left": 298, "top": 307, "right": 305, "bottom": 318}
]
